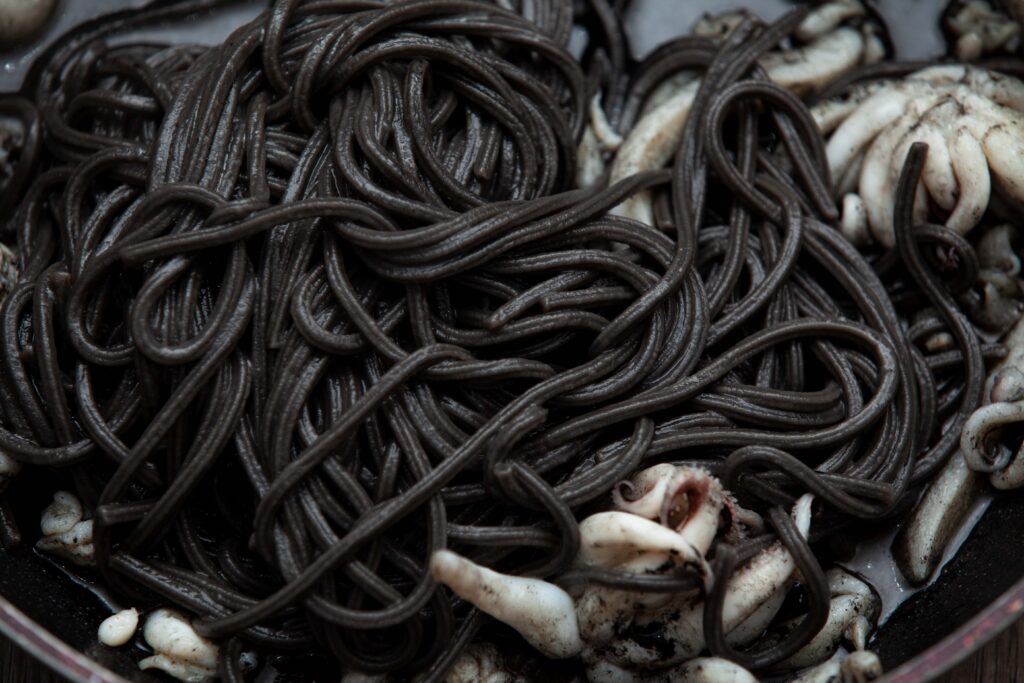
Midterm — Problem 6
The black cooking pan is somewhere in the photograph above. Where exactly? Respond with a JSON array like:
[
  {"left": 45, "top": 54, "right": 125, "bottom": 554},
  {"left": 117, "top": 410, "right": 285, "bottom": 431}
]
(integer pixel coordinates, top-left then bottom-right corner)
[{"left": 1, "top": 0, "right": 1019, "bottom": 680}]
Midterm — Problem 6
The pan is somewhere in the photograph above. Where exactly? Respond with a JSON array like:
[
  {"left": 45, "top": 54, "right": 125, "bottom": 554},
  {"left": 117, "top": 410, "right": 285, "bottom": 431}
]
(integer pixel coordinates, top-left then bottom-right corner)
[{"left": 0, "top": 0, "right": 1019, "bottom": 681}]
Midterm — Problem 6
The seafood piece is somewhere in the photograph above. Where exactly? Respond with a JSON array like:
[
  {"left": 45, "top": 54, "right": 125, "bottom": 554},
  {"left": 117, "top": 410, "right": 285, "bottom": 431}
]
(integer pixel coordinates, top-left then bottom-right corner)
[
  {"left": 35, "top": 491, "right": 94, "bottom": 566},
  {"left": 0, "top": 0, "right": 55, "bottom": 46},
  {"left": 341, "top": 673, "right": 385, "bottom": 683},
  {"left": 815, "top": 65, "right": 1024, "bottom": 246},
  {"left": 98, "top": 608, "right": 140, "bottom": 648},
  {"left": 795, "top": 0, "right": 866, "bottom": 42},
  {"left": 839, "top": 193, "right": 870, "bottom": 246},
  {"left": 895, "top": 312, "right": 1024, "bottom": 583},
  {"left": 946, "top": 1, "right": 1021, "bottom": 60},
  {"left": 139, "top": 608, "right": 219, "bottom": 683},
  {"left": 445, "top": 643, "right": 523, "bottom": 683},
  {"left": 971, "top": 224, "right": 1024, "bottom": 333},
  {"left": 576, "top": 466, "right": 727, "bottom": 649},
  {"left": 813, "top": 82, "right": 885, "bottom": 136},
  {"left": 604, "top": 464, "right": 726, "bottom": 567},
  {"left": 911, "top": 307, "right": 956, "bottom": 353},
  {"left": 789, "top": 650, "right": 884, "bottom": 683},
  {"left": 589, "top": 94, "right": 623, "bottom": 152},
  {"left": 666, "top": 657, "right": 758, "bottom": 683},
  {"left": 770, "top": 570, "right": 880, "bottom": 670},
  {"left": 584, "top": 657, "right": 759, "bottom": 683},
  {"left": 612, "top": 1, "right": 877, "bottom": 224},
  {"left": 759, "top": 26, "right": 873, "bottom": 96},
  {"left": 964, "top": 313, "right": 1024, "bottom": 488},
  {"left": 429, "top": 549, "right": 582, "bottom": 659},
  {"left": 577, "top": 127, "right": 607, "bottom": 189},
  {"left": 608, "top": 79, "right": 698, "bottom": 223},
  {"left": 893, "top": 452, "right": 980, "bottom": 585},
  {"left": 577, "top": 95, "right": 623, "bottom": 189},
  {"left": 584, "top": 495, "right": 814, "bottom": 676}
]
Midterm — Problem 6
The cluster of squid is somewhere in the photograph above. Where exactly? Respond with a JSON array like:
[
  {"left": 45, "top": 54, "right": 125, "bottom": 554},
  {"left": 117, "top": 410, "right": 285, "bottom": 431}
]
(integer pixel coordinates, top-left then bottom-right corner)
[{"left": 431, "top": 468, "right": 880, "bottom": 683}]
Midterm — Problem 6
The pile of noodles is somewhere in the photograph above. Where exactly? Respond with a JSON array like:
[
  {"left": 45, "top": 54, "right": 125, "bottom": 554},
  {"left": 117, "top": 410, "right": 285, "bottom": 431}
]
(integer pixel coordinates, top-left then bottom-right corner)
[{"left": 0, "top": 0, "right": 1001, "bottom": 679}]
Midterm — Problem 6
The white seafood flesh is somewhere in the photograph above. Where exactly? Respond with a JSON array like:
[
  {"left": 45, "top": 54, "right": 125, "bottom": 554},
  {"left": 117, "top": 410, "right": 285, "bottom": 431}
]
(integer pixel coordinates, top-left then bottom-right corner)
[
  {"left": 965, "top": 313, "right": 1024, "bottom": 488},
  {"left": 772, "top": 570, "right": 879, "bottom": 670},
  {"left": 611, "top": 1, "right": 876, "bottom": 225},
  {"left": 576, "top": 466, "right": 727, "bottom": 649},
  {"left": 895, "top": 309, "right": 1024, "bottom": 583},
  {"left": 0, "top": 0, "right": 55, "bottom": 46},
  {"left": 815, "top": 65, "right": 1024, "bottom": 246},
  {"left": 664, "top": 657, "right": 758, "bottom": 683},
  {"left": 893, "top": 452, "right": 980, "bottom": 585},
  {"left": 947, "top": 1, "right": 1020, "bottom": 60},
  {"left": 585, "top": 495, "right": 814, "bottom": 674},
  {"left": 431, "top": 468, "right": 823, "bottom": 682},
  {"left": 608, "top": 80, "right": 698, "bottom": 224},
  {"left": 445, "top": 643, "right": 523, "bottom": 683},
  {"left": 36, "top": 490, "right": 94, "bottom": 566},
  {"left": 139, "top": 608, "right": 219, "bottom": 683},
  {"left": 98, "top": 608, "right": 140, "bottom": 647},
  {"left": 577, "top": 95, "right": 623, "bottom": 189},
  {"left": 973, "top": 224, "right": 1024, "bottom": 333},
  {"left": 429, "top": 549, "right": 583, "bottom": 659},
  {"left": 789, "top": 650, "right": 884, "bottom": 683}
]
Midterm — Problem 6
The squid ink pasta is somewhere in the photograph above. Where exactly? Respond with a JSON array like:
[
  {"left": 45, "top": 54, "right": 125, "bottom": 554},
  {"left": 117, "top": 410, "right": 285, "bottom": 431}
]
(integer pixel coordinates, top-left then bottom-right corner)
[{"left": 0, "top": 0, "right": 1018, "bottom": 681}]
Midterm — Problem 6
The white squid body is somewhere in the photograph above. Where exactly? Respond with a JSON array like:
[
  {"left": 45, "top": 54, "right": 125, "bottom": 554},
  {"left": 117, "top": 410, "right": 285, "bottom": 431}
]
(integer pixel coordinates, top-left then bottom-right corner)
[
  {"left": 769, "top": 569, "right": 880, "bottom": 671},
  {"left": 444, "top": 643, "right": 524, "bottom": 683},
  {"left": 98, "top": 608, "right": 140, "bottom": 648},
  {"left": 429, "top": 465, "right": 728, "bottom": 662},
  {"left": 815, "top": 65, "right": 1024, "bottom": 246},
  {"left": 896, "top": 309, "right": 1024, "bottom": 584},
  {"left": 788, "top": 650, "right": 884, "bottom": 683},
  {"left": 946, "top": 1, "right": 1021, "bottom": 61},
  {"left": 591, "top": 656, "right": 760, "bottom": 683},
  {"left": 973, "top": 225, "right": 1024, "bottom": 333},
  {"left": 429, "top": 462, "right": 816, "bottom": 683},
  {"left": 579, "top": 0, "right": 880, "bottom": 225},
  {"left": 429, "top": 549, "right": 583, "bottom": 659},
  {"left": 138, "top": 608, "right": 219, "bottom": 683},
  {"left": 35, "top": 490, "right": 94, "bottom": 566},
  {"left": 963, "top": 312, "right": 1024, "bottom": 489}
]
